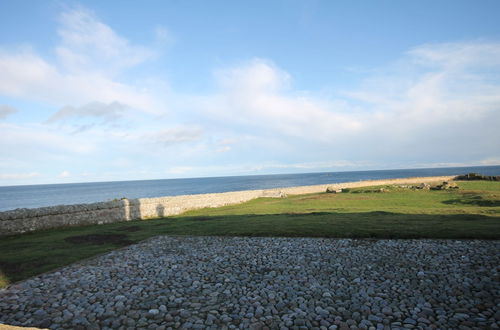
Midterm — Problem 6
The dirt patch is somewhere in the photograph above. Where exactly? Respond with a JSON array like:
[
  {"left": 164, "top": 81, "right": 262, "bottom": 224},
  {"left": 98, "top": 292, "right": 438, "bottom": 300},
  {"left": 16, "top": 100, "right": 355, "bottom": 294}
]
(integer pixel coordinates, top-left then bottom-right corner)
[
  {"left": 155, "top": 222, "right": 171, "bottom": 226},
  {"left": 0, "top": 259, "right": 45, "bottom": 277},
  {"left": 117, "top": 225, "right": 142, "bottom": 232},
  {"left": 64, "top": 234, "right": 133, "bottom": 246},
  {"left": 191, "top": 217, "right": 223, "bottom": 221},
  {"left": 0, "top": 261, "right": 23, "bottom": 275}
]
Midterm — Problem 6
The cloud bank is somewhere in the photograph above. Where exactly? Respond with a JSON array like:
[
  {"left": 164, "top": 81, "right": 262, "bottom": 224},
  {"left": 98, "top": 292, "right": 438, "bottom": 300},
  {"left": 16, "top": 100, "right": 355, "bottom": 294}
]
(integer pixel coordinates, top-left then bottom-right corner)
[
  {"left": 206, "top": 41, "right": 500, "bottom": 163},
  {"left": 0, "top": 5, "right": 498, "bottom": 184}
]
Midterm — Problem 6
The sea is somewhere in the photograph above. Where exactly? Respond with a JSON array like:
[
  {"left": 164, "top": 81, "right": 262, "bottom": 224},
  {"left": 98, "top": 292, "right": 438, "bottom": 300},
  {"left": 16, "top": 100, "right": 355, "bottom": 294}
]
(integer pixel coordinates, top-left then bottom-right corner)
[{"left": 0, "top": 165, "right": 499, "bottom": 212}]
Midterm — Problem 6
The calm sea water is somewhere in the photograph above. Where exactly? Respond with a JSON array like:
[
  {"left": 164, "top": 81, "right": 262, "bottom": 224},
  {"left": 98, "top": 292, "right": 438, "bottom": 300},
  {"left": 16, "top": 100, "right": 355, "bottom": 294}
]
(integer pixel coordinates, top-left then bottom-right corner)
[{"left": 0, "top": 165, "right": 499, "bottom": 211}]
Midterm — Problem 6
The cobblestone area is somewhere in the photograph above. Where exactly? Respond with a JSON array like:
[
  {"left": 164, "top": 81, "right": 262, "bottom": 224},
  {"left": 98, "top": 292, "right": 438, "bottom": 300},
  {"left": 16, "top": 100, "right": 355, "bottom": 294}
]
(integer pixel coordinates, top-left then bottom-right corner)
[{"left": 1, "top": 236, "right": 499, "bottom": 329}]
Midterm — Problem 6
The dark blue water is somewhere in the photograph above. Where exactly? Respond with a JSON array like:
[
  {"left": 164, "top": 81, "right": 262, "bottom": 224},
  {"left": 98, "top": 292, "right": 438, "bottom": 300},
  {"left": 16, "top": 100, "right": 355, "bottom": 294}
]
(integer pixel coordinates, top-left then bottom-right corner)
[{"left": 0, "top": 165, "right": 499, "bottom": 211}]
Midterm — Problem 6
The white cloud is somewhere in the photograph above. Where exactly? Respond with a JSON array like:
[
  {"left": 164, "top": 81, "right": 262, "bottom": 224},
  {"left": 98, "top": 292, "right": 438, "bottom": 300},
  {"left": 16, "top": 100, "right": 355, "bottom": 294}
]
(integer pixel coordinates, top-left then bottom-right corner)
[
  {"left": 150, "top": 127, "right": 204, "bottom": 147},
  {"left": 207, "top": 41, "right": 500, "bottom": 163},
  {"left": 264, "top": 160, "right": 373, "bottom": 170},
  {"left": 407, "top": 41, "right": 500, "bottom": 69},
  {"left": 47, "top": 101, "right": 129, "bottom": 123},
  {"left": 0, "top": 172, "right": 39, "bottom": 180},
  {"left": 0, "top": 122, "right": 96, "bottom": 157},
  {"left": 56, "top": 7, "right": 155, "bottom": 75},
  {"left": 341, "top": 42, "right": 500, "bottom": 159},
  {"left": 216, "top": 59, "right": 291, "bottom": 93},
  {"left": 0, "top": 105, "right": 18, "bottom": 119},
  {"left": 158, "top": 159, "right": 375, "bottom": 179},
  {"left": 59, "top": 170, "right": 71, "bottom": 178},
  {"left": 478, "top": 158, "right": 500, "bottom": 165},
  {"left": 166, "top": 166, "right": 194, "bottom": 175},
  {"left": 0, "top": 51, "right": 162, "bottom": 113},
  {"left": 0, "top": 7, "right": 164, "bottom": 114},
  {"left": 215, "top": 146, "right": 231, "bottom": 153},
  {"left": 210, "top": 58, "right": 363, "bottom": 142}
]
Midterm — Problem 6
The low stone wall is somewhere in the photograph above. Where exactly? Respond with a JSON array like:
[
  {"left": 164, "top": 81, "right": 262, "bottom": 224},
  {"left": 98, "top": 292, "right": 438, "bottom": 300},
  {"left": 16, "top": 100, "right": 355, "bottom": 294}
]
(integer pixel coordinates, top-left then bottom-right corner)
[
  {"left": 0, "top": 189, "right": 267, "bottom": 236},
  {"left": 0, "top": 176, "right": 454, "bottom": 236}
]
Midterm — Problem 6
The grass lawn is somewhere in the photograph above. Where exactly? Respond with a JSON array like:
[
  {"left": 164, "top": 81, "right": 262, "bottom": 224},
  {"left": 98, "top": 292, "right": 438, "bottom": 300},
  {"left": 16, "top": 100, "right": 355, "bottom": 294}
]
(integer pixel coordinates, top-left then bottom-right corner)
[{"left": 1, "top": 180, "right": 499, "bottom": 287}]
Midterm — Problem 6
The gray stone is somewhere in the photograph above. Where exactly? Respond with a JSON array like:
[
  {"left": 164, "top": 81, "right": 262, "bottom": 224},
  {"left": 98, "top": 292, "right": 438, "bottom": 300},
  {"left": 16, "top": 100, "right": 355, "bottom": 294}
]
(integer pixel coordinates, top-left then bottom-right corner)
[
  {"left": 33, "top": 309, "right": 48, "bottom": 319},
  {"left": 294, "top": 318, "right": 306, "bottom": 326},
  {"left": 180, "top": 310, "right": 191, "bottom": 318},
  {"left": 0, "top": 237, "right": 498, "bottom": 330},
  {"left": 368, "top": 315, "right": 382, "bottom": 323}
]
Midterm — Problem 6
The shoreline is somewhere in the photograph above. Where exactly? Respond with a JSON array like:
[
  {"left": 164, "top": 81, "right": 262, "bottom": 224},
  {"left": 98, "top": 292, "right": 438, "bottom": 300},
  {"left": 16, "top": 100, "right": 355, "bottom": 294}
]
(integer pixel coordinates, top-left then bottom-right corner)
[
  {"left": 3, "top": 175, "right": 455, "bottom": 213},
  {"left": 0, "top": 175, "right": 455, "bottom": 236},
  {"left": 272, "top": 175, "right": 455, "bottom": 195}
]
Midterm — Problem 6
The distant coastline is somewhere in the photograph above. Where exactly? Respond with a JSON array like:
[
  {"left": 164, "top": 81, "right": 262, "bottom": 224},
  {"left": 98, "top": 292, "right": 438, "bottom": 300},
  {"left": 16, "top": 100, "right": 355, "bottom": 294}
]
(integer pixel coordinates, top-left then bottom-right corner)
[{"left": 0, "top": 165, "right": 499, "bottom": 212}]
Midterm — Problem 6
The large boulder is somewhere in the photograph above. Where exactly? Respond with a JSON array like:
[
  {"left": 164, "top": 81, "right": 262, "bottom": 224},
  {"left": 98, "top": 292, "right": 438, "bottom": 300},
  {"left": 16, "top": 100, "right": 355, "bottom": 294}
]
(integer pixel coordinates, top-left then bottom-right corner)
[
  {"left": 417, "top": 183, "right": 431, "bottom": 190},
  {"left": 326, "top": 187, "right": 342, "bottom": 193},
  {"left": 431, "top": 181, "right": 459, "bottom": 190}
]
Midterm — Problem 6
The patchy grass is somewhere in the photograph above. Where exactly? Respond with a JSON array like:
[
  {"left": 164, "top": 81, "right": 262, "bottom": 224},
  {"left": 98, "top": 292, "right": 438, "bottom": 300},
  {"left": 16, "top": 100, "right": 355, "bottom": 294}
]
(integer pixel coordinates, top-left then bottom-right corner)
[
  {"left": 0, "top": 180, "right": 499, "bottom": 287},
  {"left": 182, "top": 181, "right": 500, "bottom": 217}
]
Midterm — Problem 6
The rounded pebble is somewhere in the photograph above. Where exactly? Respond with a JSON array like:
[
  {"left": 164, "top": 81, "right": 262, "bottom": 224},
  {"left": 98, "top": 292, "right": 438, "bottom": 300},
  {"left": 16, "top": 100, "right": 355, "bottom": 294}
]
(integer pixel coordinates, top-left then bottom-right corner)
[{"left": 0, "top": 237, "right": 498, "bottom": 329}]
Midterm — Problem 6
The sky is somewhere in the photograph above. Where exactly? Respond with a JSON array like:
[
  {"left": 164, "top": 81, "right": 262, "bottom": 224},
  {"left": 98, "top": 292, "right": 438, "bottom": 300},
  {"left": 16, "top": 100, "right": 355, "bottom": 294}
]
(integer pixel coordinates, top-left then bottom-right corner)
[{"left": 1, "top": 1, "right": 500, "bottom": 186}]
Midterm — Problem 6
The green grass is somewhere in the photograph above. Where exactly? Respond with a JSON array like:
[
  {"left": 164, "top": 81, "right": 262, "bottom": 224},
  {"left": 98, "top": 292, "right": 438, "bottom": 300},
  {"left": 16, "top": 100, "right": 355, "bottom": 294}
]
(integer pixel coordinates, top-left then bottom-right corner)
[
  {"left": 183, "top": 181, "right": 500, "bottom": 216},
  {"left": 0, "top": 180, "right": 499, "bottom": 287}
]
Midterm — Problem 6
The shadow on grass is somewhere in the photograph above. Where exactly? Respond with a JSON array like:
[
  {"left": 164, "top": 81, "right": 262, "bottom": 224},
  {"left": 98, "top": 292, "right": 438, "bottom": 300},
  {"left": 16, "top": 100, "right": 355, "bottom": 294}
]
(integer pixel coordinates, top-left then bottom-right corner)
[
  {"left": 64, "top": 233, "right": 133, "bottom": 245},
  {"left": 0, "top": 211, "right": 499, "bottom": 288},
  {"left": 443, "top": 196, "right": 500, "bottom": 207}
]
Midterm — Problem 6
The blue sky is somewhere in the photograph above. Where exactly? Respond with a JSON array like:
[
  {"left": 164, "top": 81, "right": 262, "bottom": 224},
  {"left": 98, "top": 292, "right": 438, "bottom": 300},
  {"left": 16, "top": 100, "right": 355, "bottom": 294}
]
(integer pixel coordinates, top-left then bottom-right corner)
[{"left": 1, "top": 0, "right": 500, "bottom": 185}]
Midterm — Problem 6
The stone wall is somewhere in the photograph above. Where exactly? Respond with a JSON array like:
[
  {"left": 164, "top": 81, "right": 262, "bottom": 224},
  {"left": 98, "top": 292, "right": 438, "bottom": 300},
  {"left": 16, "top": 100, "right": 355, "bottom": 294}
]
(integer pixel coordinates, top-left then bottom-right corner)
[{"left": 0, "top": 176, "right": 454, "bottom": 236}]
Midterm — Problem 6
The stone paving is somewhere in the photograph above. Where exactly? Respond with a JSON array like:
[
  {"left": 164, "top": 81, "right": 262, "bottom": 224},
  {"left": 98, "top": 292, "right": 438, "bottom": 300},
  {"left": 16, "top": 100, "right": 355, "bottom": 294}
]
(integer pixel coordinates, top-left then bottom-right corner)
[{"left": 0, "top": 236, "right": 499, "bottom": 329}]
